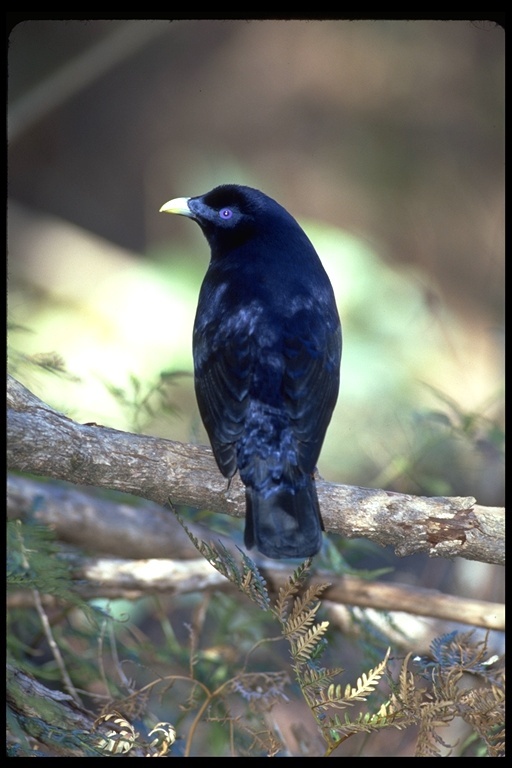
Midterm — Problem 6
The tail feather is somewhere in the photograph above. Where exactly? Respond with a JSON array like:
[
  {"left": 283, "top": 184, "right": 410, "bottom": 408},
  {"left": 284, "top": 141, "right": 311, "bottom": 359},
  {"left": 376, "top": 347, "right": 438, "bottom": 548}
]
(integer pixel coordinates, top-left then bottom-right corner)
[{"left": 244, "top": 477, "right": 323, "bottom": 559}]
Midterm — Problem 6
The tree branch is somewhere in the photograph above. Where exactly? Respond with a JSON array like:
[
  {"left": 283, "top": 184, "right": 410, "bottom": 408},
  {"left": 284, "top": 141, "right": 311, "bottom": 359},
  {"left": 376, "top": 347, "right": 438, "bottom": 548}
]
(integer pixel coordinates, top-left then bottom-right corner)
[
  {"left": 8, "top": 471, "right": 504, "bottom": 630},
  {"left": 7, "top": 554, "right": 504, "bottom": 632},
  {"left": 7, "top": 374, "right": 504, "bottom": 565},
  {"left": 6, "top": 664, "right": 147, "bottom": 757},
  {"left": 7, "top": 473, "right": 200, "bottom": 560}
]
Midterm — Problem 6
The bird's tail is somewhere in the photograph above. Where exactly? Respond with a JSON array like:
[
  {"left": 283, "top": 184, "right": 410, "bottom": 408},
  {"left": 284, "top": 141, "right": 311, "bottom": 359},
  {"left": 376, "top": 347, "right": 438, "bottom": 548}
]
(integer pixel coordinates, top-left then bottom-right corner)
[{"left": 244, "top": 476, "right": 324, "bottom": 559}]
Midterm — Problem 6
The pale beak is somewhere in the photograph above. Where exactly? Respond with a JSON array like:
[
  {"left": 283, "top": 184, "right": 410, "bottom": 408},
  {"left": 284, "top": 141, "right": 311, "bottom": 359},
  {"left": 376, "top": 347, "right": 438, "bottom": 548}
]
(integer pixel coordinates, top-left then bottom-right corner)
[{"left": 159, "top": 197, "right": 193, "bottom": 216}]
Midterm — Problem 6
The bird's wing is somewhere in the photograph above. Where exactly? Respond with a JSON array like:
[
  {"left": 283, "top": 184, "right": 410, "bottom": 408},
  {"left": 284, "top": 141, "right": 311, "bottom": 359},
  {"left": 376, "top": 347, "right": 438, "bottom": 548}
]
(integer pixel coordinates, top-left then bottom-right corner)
[
  {"left": 195, "top": 314, "right": 340, "bottom": 478},
  {"left": 193, "top": 324, "right": 251, "bottom": 478},
  {"left": 282, "top": 317, "right": 341, "bottom": 473}
]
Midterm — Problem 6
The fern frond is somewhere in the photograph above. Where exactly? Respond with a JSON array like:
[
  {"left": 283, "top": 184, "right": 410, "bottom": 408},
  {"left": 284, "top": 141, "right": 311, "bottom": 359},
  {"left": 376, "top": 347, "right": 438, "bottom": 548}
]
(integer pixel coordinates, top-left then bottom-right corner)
[
  {"left": 283, "top": 604, "right": 320, "bottom": 638},
  {"left": 273, "top": 559, "right": 312, "bottom": 622},
  {"left": 428, "top": 630, "right": 496, "bottom": 676},
  {"left": 397, "top": 652, "right": 419, "bottom": 706},
  {"left": 308, "top": 649, "right": 391, "bottom": 716},
  {"left": 419, "top": 698, "right": 456, "bottom": 727},
  {"left": 460, "top": 684, "right": 505, "bottom": 716},
  {"left": 301, "top": 665, "right": 344, "bottom": 691},
  {"left": 415, "top": 705, "right": 456, "bottom": 758},
  {"left": 487, "top": 734, "right": 505, "bottom": 759},
  {"left": 7, "top": 520, "right": 95, "bottom": 619},
  {"left": 288, "top": 583, "right": 329, "bottom": 623},
  {"left": 343, "top": 648, "right": 390, "bottom": 703},
  {"left": 459, "top": 684, "right": 505, "bottom": 756},
  {"left": 373, "top": 699, "right": 410, "bottom": 729},
  {"left": 322, "top": 704, "right": 409, "bottom": 747},
  {"left": 173, "top": 513, "right": 270, "bottom": 609},
  {"left": 290, "top": 622, "right": 329, "bottom": 662},
  {"left": 238, "top": 550, "right": 271, "bottom": 610},
  {"left": 281, "top": 583, "right": 329, "bottom": 637}
]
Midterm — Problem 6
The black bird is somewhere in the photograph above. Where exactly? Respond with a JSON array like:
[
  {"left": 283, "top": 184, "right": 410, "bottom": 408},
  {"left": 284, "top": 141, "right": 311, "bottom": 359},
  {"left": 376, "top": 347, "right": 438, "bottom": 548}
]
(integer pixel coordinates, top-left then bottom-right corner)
[{"left": 160, "top": 185, "right": 341, "bottom": 559}]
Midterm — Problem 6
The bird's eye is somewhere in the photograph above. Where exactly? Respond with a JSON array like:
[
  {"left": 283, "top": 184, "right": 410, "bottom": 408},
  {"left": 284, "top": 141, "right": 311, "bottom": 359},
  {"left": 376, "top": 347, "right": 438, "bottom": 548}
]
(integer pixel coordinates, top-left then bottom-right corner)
[{"left": 219, "top": 208, "right": 233, "bottom": 219}]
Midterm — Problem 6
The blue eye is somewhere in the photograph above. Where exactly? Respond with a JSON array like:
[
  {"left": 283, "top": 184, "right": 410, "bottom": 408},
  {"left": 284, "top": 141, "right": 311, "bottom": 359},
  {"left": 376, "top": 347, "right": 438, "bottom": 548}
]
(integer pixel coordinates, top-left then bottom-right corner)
[{"left": 219, "top": 207, "right": 233, "bottom": 219}]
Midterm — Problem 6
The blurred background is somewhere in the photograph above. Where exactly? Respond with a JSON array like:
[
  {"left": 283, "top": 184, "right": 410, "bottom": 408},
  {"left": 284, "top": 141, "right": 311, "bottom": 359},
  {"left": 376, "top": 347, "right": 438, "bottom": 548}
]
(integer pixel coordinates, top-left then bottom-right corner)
[
  {"left": 8, "top": 18, "right": 504, "bottom": 505},
  {"left": 7, "top": 19, "right": 505, "bottom": 757}
]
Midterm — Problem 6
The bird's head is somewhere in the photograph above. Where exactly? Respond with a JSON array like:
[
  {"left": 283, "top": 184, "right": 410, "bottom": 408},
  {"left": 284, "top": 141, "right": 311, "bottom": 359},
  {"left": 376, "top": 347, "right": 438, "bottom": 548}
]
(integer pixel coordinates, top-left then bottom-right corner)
[{"left": 160, "top": 184, "right": 299, "bottom": 254}]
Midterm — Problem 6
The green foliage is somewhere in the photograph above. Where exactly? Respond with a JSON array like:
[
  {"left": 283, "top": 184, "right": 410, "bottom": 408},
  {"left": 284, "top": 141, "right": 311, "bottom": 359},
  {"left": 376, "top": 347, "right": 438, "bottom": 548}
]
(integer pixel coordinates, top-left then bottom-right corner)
[
  {"left": 7, "top": 519, "right": 88, "bottom": 614},
  {"left": 371, "top": 384, "right": 505, "bottom": 501},
  {"left": 7, "top": 513, "right": 505, "bottom": 756},
  {"left": 270, "top": 564, "right": 391, "bottom": 755},
  {"left": 176, "top": 505, "right": 269, "bottom": 607},
  {"left": 164, "top": 527, "right": 505, "bottom": 756},
  {"left": 102, "top": 370, "right": 190, "bottom": 434},
  {"left": 6, "top": 364, "right": 504, "bottom": 755},
  {"left": 7, "top": 325, "right": 81, "bottom": 383}
]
